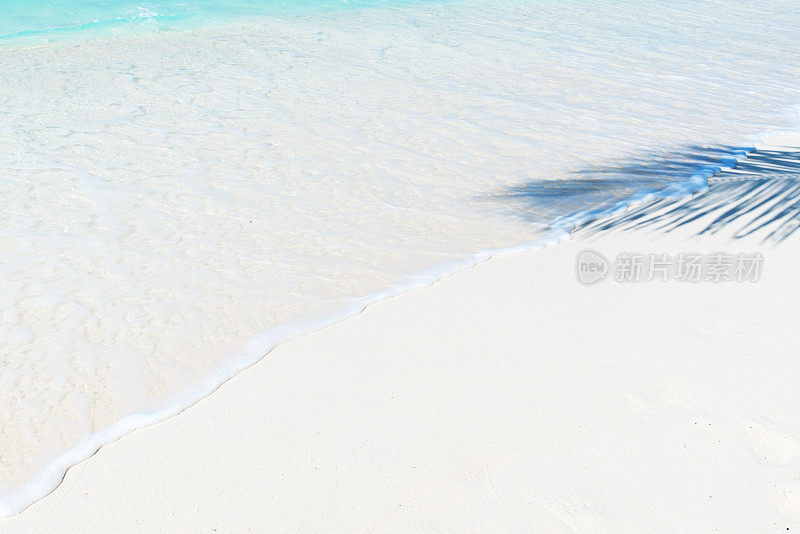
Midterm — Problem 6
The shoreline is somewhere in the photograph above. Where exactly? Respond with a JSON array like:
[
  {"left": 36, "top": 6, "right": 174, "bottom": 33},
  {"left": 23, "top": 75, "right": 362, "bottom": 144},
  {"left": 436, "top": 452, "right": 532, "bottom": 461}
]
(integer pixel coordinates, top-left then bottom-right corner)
[
  {"left": 3, "top": 135, "right": 799, "bottom": 530},
  {"left": 2, "top": 132, "right": 790, "bottom": 519}
]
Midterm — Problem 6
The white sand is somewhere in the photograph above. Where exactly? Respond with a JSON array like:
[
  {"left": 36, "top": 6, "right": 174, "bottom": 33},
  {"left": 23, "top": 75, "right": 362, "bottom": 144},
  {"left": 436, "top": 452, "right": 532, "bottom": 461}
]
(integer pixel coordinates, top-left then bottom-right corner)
[{"left": 3, "top": 135, "right": 800, "bottom": 532}]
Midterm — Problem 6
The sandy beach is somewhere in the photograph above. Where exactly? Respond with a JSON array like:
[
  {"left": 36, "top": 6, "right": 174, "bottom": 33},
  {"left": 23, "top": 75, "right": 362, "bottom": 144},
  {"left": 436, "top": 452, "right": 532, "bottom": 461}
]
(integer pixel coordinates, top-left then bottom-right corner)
[
  {"left": 4, "top": 0, "right": 800, "bottom": 521},
  {"left": 2, "top": 135, "right": 798, "bottom": 532}
]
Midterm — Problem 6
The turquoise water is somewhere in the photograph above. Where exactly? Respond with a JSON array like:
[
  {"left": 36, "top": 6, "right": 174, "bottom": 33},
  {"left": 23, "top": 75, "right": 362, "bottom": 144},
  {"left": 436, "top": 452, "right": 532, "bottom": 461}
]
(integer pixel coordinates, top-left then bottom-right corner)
[
  {"left": 0, "top": 1, "right": 187, "bottom": 40},
  {"left": 0, "top": 0, "right": 400, "bottom": 42}
]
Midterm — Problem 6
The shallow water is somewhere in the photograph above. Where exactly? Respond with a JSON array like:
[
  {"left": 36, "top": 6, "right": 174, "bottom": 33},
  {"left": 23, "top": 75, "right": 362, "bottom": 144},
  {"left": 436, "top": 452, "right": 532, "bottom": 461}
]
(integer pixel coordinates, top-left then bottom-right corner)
[
  {"left": 0, "top": 0, "right": 423, "bottom": 43},
  {"left": 1, "top": 0, "right": 799, "bottom": 516}
]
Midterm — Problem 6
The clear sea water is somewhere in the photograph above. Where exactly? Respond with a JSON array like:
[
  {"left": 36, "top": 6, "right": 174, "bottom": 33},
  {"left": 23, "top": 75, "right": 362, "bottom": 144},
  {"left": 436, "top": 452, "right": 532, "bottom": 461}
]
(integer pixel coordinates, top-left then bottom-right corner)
[
  {"left": 1, "top": 0, "right": 799, "bottom": 517},
  {"left": 0, "top": 0, "right": 414, "bottom": 43}
]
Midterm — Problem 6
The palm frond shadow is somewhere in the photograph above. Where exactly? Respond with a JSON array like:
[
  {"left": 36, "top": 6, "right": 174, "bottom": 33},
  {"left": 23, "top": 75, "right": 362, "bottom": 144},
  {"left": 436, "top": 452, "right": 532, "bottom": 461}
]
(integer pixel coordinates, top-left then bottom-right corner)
[
  {"left": 499, "top": 145, "right": 800, "bottom": 245},
  {"left": 576, "top": 148, "right": 800, "bottom": 244}
]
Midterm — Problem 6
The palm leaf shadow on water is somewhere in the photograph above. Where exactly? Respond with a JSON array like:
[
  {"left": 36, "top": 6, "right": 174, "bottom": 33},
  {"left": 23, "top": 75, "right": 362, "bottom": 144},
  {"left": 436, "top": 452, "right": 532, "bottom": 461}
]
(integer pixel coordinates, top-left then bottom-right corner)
[{"left": 494, "top": 145, "right": 800, "bottom": 245}]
